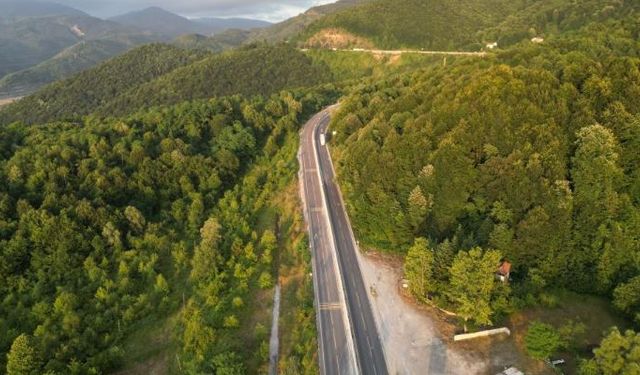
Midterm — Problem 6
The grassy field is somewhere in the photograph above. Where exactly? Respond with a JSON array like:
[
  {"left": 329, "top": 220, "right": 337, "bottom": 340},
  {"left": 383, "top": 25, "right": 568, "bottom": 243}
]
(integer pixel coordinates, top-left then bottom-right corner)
[
  {"left": 113, "top": 314, "right": 179, "bottom": 375},
  {"left": 509, "top": 290, "right": 630, "bottom": 374}
]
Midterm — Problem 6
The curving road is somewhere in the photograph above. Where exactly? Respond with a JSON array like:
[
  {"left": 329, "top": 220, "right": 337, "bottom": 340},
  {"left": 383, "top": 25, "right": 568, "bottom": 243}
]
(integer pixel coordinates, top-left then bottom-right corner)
[{"left": 299, "top": 106, "right": 388, "bottom": 375}]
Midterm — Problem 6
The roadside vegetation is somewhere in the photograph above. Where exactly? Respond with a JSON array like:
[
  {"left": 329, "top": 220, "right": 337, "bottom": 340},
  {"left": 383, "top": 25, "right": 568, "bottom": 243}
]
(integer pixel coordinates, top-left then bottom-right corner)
[
  {"left": 327, "top": 1, "right": 640, "bottom": 371},
  {"left": 1, "top": 0, "right": 639, "bottom": 372},
  {"left": 0, "top": 87, "right": 337, "bottom": 373}
]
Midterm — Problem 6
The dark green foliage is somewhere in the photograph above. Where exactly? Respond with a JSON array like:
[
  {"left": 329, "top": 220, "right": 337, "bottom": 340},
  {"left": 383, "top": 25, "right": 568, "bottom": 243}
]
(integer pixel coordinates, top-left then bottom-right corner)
[
  {"left": 0, "top": 45, "right": 332, "bottom": 125},
  {"left": 173, "top": 31, "right": 252, "bottom": 53},
  {"left": 0, "top": 44, "right": 209, "bottom": 125},
  {"left": 99, "top": 45, "right": 333, "bottom": 117}
]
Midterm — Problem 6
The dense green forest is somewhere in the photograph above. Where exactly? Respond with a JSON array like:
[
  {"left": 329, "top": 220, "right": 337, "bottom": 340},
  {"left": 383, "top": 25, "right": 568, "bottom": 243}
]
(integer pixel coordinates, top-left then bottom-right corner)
[
  {"left": 301, "top": 0, "right": 527, "bottom": 50},
  {"left": 2, "top": 0, "right": 640, "bottom": 372},
  {"left": 329, "top": 8, "right": 640, "bottom": 371},
  {"left": 0, "top": 45, "right": 333, "bottom": 125},
  {"left": 0, "top": 87, "right": 337, "bottom": 373},
  {"left": 97, "top": 45, "right": 334, "bottom": 118},
  {"left": 301, "top": 0, "right": 639, "bottom": 51},
  {"left": 0, "top": 44, "right": 208, "bottom": 125}
]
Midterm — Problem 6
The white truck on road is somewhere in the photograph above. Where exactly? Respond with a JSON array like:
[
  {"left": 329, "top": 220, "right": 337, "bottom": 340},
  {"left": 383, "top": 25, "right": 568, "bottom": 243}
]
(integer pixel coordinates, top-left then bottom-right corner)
[{"left": 320, "top": 133, "right": 326, "bottom": 146}]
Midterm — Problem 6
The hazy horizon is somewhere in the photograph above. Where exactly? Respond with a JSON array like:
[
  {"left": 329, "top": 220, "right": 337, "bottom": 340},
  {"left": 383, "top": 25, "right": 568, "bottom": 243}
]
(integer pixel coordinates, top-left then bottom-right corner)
[{"left": 4, "top": 0, "right": 337, "bottom": 22}]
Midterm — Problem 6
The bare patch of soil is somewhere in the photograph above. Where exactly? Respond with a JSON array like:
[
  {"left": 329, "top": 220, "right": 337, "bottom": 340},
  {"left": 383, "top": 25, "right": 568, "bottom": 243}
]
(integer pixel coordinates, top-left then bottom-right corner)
[
  {"left": 0, "top": 97, "right": 20, "bottom": 107},
  {"left": 305, "top": 28, "right": 375, "bottom": 49}
]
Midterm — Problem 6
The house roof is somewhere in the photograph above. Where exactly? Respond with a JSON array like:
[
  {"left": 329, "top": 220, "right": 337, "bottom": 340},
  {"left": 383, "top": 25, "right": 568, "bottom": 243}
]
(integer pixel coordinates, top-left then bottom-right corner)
[{"left": 498, "top": 260, "right": 512, "bottom": 276}]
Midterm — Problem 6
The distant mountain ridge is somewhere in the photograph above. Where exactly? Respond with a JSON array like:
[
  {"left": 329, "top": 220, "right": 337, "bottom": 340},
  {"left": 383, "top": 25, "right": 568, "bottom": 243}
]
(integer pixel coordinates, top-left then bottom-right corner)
[
  {"left": 0, "top": 1, "right": 270, "bottom": 97},
  {"left": 0, "top": 0, "right": 87, "bottom": 18},
  {"left": 172, "top": 0, "right": 371, "bottom": 53},
  {"left": 109, "top": 7, "right": 271, "bottom": 37}
]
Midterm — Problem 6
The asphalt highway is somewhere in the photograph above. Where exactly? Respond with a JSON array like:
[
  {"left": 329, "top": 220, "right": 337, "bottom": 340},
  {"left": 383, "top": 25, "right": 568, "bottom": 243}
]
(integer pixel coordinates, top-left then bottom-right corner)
[{"left": 299, "top": 107, "right": 388, "bottom": 375}]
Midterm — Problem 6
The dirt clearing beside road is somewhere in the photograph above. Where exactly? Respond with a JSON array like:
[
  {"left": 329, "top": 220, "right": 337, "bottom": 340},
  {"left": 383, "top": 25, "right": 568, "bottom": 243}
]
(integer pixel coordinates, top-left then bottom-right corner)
[{"left": 357, "top": 250, "right": 547, "bottom": 374}]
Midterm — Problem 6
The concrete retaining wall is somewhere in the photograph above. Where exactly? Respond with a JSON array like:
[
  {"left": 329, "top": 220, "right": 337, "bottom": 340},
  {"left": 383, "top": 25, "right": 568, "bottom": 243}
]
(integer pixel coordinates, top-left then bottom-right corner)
[{"left": 453, "top": 327, "right": 511, "bottom": 342}]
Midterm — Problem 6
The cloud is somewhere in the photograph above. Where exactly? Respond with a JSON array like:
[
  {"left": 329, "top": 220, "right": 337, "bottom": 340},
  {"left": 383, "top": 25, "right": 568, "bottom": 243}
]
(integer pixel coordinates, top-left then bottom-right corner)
[{"left": 49, "top": 0, "right": 336, "bottom": 21}]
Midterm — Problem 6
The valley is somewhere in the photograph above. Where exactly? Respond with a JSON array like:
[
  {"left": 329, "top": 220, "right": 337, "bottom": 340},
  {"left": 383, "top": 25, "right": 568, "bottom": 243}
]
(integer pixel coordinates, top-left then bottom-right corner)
[{"left": 1, "top": 0, "right": 639, "bottom": 374}]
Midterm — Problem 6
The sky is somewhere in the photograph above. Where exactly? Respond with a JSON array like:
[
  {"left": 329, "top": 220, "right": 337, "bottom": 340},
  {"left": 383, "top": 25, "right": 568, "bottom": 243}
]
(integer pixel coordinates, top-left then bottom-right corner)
[{"left": 47, "top": 0, "right": 337, "bottom": 21}]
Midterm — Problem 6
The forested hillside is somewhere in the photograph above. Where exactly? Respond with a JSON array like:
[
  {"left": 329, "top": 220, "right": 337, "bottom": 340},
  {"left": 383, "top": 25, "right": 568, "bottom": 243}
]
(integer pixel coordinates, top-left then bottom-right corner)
[
  {"left": 301, "top": 0, "right": 526, "bottom": 50},
  {"left": 328, "top": 7, "right": 640, "bottom": 367},
  {"left": 1, "top": 0, "right": 639, "bottom": 373},
  {"left": 97, "top": 45, "right": 334, "bottom": 117},
  {"left": 0, "top": 87, "right": 337, "bottom": 373},
  {"left": 0, "top": 12, "right": 159, "bottom": 80},
  {"left": 301, "top": 0, "right": 640, "bottom": 51},
  {"left": 0, "top": 44, "right": 209, "bottom": 125},
  {"left": 0, "top": 39, "right": 137, "bottom": 97}
]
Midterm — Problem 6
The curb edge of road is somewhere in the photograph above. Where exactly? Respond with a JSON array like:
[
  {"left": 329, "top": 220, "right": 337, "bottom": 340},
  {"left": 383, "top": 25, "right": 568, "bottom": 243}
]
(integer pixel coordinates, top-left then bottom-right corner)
[{"left": 312, "top": 107, "right": 361, "bottom": 375}]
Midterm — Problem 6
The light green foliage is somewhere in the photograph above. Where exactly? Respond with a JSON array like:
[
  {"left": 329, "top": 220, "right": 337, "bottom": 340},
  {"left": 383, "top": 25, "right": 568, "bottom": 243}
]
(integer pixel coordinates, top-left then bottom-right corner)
[
  {"left": 613, "top": 276, "right": 640, "bottom": 323},
  {"left": 407, "top": 186, "right": 429, "bottom": 233},
  {"left": 580, "top": 328, "right": 640, "bottom": 375},
  {"left": 404, "top": 238, "right": 435, "bottom": 302},
  {"left": 448, "top": 248, "right": 502, "bottom": 330},
  {"left": 302, "top": 0, "right": 526, "bottom": 50},
  {"left": 213, "top": 352, "right": 245, "bottom": 375},
  {"left": 223, "top": 315, "right": 240, "bottom": 329},
  {"left": 330, "top": 4, "right": 640, "bottom": 330},
  {"left": 191, "top": 218, "right": 221, "bottom": 283},
  {"left": 6, "top": 334, "right": 41, "bottom": 375},
  {"left": 525, "top": 321, "right": 562, "bottom": 360},
  {"left": 0, "top": 88, "right": 337, "bottom": 372},
  {"left": 258, "top": 272, "right": 274, "bottom": 289}
]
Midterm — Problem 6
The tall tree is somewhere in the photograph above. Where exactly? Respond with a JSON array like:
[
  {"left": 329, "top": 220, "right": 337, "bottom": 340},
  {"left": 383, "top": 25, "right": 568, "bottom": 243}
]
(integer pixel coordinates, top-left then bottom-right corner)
[
  {"left": 404, "top": 238, "right": 435, "bottom": 302},
  {"left": 190, "top": 218, "right": 221, "bottom": 283},
  {"left": 571, "top": 124, "right": 623, "bottom": 291},
  {"left": 448, "top": 247, "right": 502, "bottom": 332},
  {"left": 580, "top": 328, "right": 640, "bottom": 375},
  {"left": 6, "top": 334, "right": 41, "bottom": 375}
]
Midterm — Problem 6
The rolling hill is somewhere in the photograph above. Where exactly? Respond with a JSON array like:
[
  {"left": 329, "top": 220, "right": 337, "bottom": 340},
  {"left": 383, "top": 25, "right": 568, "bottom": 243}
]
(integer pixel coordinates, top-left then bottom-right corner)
[
  {"left": 0, "top": 0, "right": 87, "bottom": 18},
  {"left": 300, "top": 0, "right": 528, "bottom": 50},
  {"left": 0, "top": 44, "right": 210, "bottom": 124},
  {"left": 299, "top": 0, "right": 640, "bottom": 51},
  {"left": 193, "top": 17, "right": 271, "bottom": 33},
  {"left": 0, "top": 1, "right": 166, "bottom": 95},
  {"left": 110, "top": 7, "right": 270, "bottom": 38},
  {"left": 0, "top": 44, "right": 331, "bottom": 124},
  {"left": 0, "top": 39, "right": 132, "bottom": 97},
  {"left": 0, "top": 0, "right": 639, "bottom": 374},
  {"left": 184, "top": 0, "right": 372, "bottom": 52},
  {"left": 246, "top": 0, "right": 371, "bottom": 43}
]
